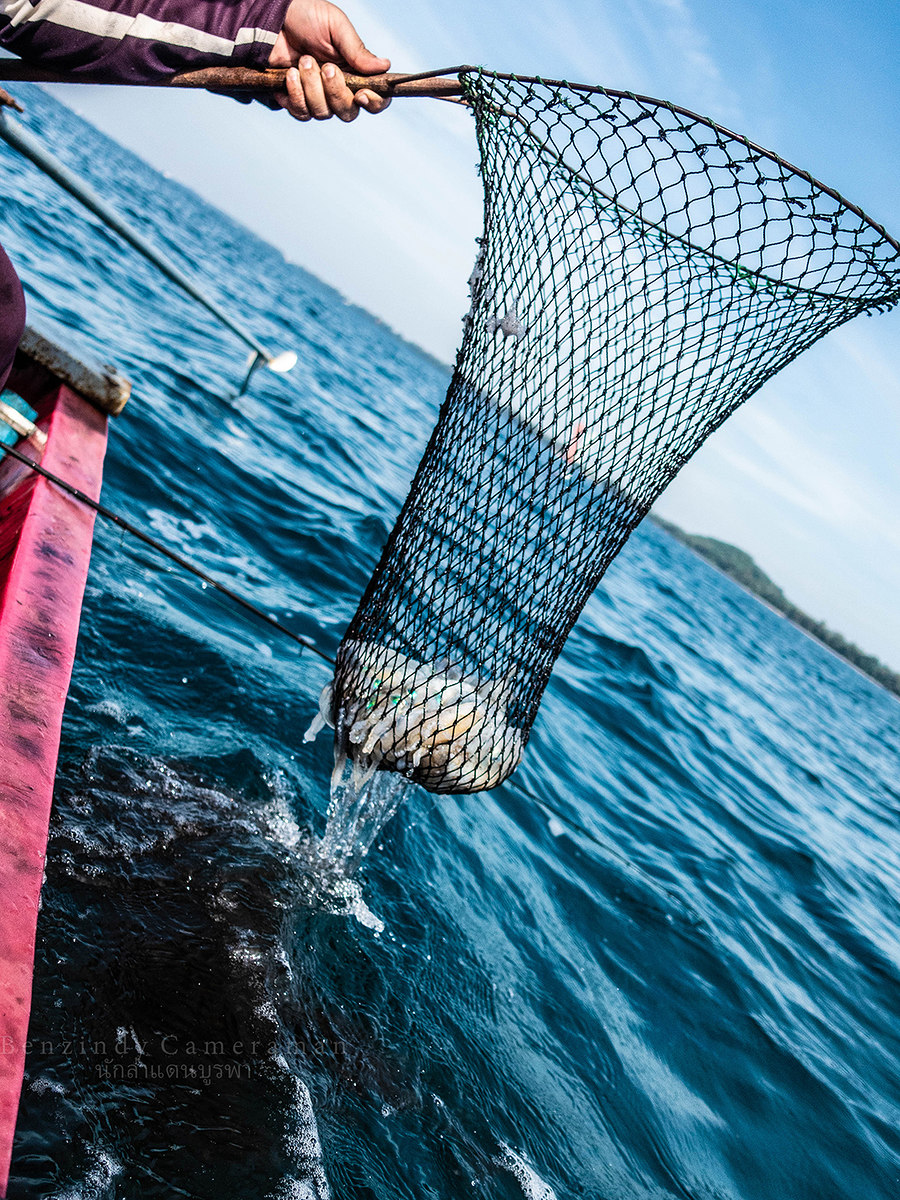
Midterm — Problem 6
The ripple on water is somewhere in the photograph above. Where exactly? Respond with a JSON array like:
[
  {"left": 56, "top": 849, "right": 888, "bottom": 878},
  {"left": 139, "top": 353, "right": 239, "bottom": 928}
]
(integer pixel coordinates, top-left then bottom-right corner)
[{"left": 5, "top": 80, "right": 900, "bottom": 1200}]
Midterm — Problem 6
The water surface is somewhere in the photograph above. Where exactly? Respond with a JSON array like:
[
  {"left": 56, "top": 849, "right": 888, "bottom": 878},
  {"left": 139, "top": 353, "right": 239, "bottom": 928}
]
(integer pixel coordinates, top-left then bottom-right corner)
[{"left": 2, "top": 84, "right": 899, "bottom": 1200}]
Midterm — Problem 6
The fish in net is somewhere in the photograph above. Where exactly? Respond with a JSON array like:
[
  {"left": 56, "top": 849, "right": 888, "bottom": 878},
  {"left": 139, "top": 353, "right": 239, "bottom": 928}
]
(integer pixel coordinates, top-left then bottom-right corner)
[{"left": 306, "top": 69, "right": 900, "bottom": 795}]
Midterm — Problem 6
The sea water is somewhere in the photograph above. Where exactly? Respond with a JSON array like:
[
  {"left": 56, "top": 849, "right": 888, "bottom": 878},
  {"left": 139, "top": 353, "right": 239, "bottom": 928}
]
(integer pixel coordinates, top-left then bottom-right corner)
[{"left": 3, "top": 85, "right": 900, "bottom": 1199}]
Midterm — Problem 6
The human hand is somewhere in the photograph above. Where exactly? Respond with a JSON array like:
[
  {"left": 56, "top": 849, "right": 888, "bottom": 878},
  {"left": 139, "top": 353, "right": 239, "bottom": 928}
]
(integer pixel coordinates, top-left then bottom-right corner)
[{"left": 267, "top": 0, "right": 391, "bottom": 122}]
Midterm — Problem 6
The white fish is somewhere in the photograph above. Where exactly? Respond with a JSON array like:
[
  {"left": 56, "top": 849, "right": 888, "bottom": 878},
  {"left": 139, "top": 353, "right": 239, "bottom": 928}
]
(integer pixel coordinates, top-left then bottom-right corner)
[{"left": 304, "top": 641, "right": 523, "bottom": 793}]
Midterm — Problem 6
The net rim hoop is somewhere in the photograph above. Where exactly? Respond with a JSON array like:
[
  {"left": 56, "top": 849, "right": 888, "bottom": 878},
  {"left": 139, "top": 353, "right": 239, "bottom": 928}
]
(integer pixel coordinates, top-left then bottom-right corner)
[{"left": 421, "top": 64, "right": 900, "bottom": 259}]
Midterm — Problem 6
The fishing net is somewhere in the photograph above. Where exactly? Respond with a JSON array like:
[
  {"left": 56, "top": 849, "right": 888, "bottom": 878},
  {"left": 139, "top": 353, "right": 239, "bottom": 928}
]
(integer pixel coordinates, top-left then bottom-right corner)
[{"left": 307, "top": 69, "right": 900, "bottom": 795}]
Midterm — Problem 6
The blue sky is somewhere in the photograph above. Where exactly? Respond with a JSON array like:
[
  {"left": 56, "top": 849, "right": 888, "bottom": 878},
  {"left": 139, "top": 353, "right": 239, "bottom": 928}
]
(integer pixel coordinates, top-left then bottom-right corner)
[{"left": 45, "top": 0, "right": 900, "bottom": 669}]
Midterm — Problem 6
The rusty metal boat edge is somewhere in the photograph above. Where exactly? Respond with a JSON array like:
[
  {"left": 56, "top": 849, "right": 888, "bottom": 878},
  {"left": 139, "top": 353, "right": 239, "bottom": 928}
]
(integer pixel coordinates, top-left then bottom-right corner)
[{"left": 0, "top": 327, "right": 129, "bottom": 1196}]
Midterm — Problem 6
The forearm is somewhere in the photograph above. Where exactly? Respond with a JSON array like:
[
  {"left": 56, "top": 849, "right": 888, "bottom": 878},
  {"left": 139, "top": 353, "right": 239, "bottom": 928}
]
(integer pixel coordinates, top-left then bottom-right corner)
[{"left": 0, "top": 0, "right": 289, "bottom": 82}]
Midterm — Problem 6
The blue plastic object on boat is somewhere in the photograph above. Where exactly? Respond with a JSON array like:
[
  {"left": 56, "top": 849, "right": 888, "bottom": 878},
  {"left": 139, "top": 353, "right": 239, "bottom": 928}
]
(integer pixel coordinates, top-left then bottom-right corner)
[{"left": 0, "top": 390, "right": 39, "bottom": 447}]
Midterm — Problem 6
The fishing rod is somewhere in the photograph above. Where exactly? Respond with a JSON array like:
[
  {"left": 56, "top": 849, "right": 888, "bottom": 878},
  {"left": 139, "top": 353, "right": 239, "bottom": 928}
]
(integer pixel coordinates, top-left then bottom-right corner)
[
  {"left": 0, "top": 63, "right": 470, "bottom": 394},
  {"left": 0, "top": 92, "right": 297, "bottom": 395},
  {"left": 0, "top": 437, "right": 333, "bottom": 663}
]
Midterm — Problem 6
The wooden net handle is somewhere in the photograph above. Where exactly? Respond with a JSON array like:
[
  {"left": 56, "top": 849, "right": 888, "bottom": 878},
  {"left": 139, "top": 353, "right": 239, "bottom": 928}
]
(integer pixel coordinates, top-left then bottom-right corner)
[{"left": 0, "top": 62, "right": 464, "bottom": 98}]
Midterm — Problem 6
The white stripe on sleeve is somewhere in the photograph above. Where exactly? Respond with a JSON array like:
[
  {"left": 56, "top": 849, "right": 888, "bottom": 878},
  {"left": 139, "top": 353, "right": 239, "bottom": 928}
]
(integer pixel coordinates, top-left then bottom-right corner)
[{"left": 4, "top": 0, "right": 277, "bottom": 52}]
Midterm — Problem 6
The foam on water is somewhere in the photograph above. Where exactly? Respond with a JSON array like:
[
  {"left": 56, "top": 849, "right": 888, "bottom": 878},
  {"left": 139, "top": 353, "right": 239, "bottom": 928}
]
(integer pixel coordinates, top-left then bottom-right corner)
[
  {"left": 85, "top": 699, "right": 130, "bottom": 724},
  {"left": 28, "top": 1076, "right": 66, "bottom": 1097},
  {"left": 494, "top": 1145, "right": 558, "bottom": 1200},
  {"left": 53, "top": 1149, "right": 123, "bottom": 1200},
  {"left": 310, "top": 871, "right": 386, "bottom": 934},
  {"left": 270, "top": 1070, "right": 332, "bottom": 1200}
]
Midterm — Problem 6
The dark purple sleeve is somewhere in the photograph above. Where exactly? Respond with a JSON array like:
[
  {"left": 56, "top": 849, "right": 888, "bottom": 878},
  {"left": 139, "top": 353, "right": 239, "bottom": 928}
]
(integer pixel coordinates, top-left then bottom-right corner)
[
  {"left": 0, "top": 243, "right": 26, "bottom": 393},
  {"left": 0, "top": 0, "right": 290, "bottom": 82}
]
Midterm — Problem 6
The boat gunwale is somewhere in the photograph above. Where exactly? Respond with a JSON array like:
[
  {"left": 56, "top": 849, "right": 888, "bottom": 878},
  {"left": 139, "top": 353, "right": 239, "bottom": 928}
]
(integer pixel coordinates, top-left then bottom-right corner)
[{"left": 0, "top": 350, "right": 109, "bottom": 1198}]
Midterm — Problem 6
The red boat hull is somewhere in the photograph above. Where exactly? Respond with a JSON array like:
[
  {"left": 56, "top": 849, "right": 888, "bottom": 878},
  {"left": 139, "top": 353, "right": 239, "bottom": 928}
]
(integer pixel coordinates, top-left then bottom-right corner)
[{"left": 0, "top": 357, "right": 108, "bottom": 1197}]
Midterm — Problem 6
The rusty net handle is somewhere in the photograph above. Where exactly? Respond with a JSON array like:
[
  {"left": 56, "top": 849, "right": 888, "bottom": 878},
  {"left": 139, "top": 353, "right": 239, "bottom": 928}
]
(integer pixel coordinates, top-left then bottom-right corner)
[{"left": 0, "top": 61, "right": 464, "bottom": 98}]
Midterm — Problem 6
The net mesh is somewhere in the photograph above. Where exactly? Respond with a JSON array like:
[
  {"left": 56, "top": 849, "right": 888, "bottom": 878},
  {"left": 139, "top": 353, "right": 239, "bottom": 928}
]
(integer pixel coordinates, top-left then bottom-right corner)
[{"left": 310, "top": 69, "right": 900, "bottom": 795}]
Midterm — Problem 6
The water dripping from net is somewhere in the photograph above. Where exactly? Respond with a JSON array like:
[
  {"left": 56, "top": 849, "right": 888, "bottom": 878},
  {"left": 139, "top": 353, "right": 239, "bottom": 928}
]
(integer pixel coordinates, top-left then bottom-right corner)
[
  {"left": 318, "top": 769, "right": 410, "bottom": 876},
  {"left": 307, "top": 769, "right": 411, "bottom": 934}
]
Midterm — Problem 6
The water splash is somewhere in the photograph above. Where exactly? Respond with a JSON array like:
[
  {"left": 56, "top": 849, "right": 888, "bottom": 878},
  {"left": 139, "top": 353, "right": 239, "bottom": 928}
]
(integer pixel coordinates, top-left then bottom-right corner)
[
  {"left": 318, "top": 768, "right": 410, "bottom": 877},
  {"left": 299, "top": 768, "right": 413, "bottom": 933}
]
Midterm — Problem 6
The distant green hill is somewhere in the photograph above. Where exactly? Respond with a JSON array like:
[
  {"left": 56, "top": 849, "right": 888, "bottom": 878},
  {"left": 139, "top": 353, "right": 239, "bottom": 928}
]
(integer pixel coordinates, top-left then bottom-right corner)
[{"left": 653, "top": 517, "right": 900, "bottom": 699}]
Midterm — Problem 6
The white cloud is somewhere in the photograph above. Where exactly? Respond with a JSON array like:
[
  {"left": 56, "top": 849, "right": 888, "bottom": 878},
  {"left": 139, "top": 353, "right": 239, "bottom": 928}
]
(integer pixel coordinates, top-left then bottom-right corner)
[
  {"left": 832, "top": 323, "right": 900, "bottom": 432},
  {"left": 336, "top": 0, "right": 431, "bottom": 74},
  {"left": 715, "top": 407, "right": 895, "bottom": 540},
  {"left": 622, "top": 0, "right": 744, "bottom": 121}
]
